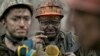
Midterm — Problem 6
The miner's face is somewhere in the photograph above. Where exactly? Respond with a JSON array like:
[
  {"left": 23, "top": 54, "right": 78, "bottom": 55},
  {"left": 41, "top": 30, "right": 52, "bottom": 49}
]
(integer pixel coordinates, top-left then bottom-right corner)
[
  {"left": 4, "top": 8, "right": 32, "bottom": 38},
  {"left": 71, "top": 10, "right": 100, "bottom": 49},
  {"left": 38, "top": 16, "right": 61, "bottom": 38}
]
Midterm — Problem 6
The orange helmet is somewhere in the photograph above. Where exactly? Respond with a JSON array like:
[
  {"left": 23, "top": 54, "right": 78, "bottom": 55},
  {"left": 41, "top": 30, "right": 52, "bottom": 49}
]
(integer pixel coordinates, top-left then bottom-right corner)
[
  {"left": 66, "top": 0, "right": 100, "bottom": 15},
  {"left": 35, "top": 0, "right": 63, "bottom": 19}
]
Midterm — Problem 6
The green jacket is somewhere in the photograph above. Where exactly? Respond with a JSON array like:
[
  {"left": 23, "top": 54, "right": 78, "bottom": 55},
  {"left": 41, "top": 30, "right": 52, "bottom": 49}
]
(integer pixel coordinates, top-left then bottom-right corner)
[
  {"left": 35, "top": 31, "right": 73, "bottom": 56},
  {"left": 0, "top": 35, "right": 16, "bottom": 56},
  {"left": 0, "top": 34, "right": 27, "bottom": 56}
]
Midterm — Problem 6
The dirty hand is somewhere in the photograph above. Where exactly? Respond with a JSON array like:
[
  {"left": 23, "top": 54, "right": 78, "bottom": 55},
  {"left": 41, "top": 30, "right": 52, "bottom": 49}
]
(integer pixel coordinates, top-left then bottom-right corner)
[{"left": 33, "top": 31, "right": 47, "bottom": 43}]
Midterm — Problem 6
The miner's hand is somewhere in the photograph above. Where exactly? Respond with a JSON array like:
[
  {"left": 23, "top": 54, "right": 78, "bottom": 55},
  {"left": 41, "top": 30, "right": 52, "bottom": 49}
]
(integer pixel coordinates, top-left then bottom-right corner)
[{"left": 34, "top": 31, "right": 47, "bottom": 43}]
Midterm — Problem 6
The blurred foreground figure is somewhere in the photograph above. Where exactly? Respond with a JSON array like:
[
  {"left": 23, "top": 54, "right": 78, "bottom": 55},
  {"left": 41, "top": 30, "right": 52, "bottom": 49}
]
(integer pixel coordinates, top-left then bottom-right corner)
[
  {"left": 0, "top": 0, "right": 33, "bottom": 56},
  {"left": 34, "top": 0, "right": 74, "bottom": 56},
  {"left": 66, "top": 0, "right": 100, "bottom": 56}
]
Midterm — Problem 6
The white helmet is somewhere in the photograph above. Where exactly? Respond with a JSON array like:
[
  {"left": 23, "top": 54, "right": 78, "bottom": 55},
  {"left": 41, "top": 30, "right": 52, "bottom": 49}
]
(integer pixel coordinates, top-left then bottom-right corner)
[{"left": 0, "top": 0, "right": 34, "bottom": 21}]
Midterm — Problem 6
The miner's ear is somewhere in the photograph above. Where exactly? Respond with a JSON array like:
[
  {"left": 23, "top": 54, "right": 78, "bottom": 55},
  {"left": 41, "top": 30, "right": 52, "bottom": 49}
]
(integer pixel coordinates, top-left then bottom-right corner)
[
  {"left": 2, "top": 19, "right": 5, "bottom": 25},
  {"left": 1, "top": 18, "right": 7, "bottom": 25}
]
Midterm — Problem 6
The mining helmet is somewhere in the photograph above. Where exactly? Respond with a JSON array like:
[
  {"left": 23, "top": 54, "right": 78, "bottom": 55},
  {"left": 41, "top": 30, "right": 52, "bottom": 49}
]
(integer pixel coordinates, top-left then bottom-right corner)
[
  {"left": 0, "top": 0, "right": 33, "bottom": 21},
  {"left": 35, "top": 0, "right": 64, "bottom": 19}
]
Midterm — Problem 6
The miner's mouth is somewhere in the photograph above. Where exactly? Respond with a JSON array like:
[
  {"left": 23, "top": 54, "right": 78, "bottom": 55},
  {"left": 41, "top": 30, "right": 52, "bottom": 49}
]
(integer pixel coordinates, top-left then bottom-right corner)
[
  {"left": 45, "top": 29, "right": 56, "bottom": 33},
  {"left": 46, "top": 31, "right": 56, "bottom": 34},
  {"left": 44, "top": 27, "right": 57, "bottom": 35}
]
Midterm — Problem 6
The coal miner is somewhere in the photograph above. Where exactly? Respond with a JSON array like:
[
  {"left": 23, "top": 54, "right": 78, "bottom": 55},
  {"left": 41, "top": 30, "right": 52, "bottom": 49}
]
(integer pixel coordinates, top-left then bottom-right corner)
[
  {"left": 33, "top": 0, "right": 74, "bottom": 56},
  {"left": 0, "top": 0, "right": 33, "bottom": 56}
]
